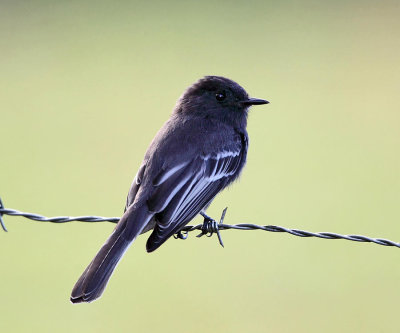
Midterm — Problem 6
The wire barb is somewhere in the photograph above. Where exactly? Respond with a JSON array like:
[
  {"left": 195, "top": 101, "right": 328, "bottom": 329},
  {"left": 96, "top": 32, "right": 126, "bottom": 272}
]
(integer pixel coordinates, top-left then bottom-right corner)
[
  {"left": 0, "top": 197, "right": 8, "bottom": 232},
  {"left": 0, "top": 196, "right": 399, "bottom": 250}
]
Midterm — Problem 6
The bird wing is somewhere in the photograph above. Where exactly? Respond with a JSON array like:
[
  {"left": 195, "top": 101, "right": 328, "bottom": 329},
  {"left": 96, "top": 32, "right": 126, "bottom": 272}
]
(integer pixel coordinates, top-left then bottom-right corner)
[
  {"left": 145, "top": 142, "right": 245, "bottom": 252},
  {"left": 125, "top": 163, "right": 146, "bottom": 211}
]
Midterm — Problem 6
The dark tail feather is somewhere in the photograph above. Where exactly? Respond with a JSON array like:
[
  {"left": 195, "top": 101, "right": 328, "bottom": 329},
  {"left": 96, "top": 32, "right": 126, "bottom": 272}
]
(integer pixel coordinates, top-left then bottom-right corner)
[{"left": 70, "top": 205, "right": 152, "bottom": 303}]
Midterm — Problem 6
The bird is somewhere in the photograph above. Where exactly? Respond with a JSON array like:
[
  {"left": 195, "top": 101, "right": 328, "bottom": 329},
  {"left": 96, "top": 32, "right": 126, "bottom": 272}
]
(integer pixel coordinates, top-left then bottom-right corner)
[{"left": 70, "top": 76, "right": 269, "bottom": 303}]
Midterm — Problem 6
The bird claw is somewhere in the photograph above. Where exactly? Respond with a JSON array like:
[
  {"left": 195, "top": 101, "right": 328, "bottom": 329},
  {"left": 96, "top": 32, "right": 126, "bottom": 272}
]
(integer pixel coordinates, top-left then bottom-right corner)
[
  {"left": 174, "top": 230, "right": 189, "bottom": 240},
  {"left": 197, "top": 207, "right": 228, "bottom": 248}
]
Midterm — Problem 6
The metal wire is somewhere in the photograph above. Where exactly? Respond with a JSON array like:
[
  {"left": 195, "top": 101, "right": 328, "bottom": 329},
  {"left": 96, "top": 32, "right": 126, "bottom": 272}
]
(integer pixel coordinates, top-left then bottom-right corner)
[{"left": 1, "top": 197, "right": 399, "bottom": 249}]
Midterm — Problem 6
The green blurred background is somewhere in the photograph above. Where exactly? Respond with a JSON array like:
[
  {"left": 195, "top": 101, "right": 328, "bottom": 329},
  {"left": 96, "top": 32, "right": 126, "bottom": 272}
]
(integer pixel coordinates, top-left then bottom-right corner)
[{"left": 1, "top": 0, "right": 399, "bottom": 332}]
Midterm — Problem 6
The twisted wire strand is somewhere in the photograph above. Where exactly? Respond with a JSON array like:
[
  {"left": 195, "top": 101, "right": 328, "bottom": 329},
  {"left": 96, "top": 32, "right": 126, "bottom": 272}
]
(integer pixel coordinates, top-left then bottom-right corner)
[{"left": 1, "top": 198, "right": 399, "bottom": 249}]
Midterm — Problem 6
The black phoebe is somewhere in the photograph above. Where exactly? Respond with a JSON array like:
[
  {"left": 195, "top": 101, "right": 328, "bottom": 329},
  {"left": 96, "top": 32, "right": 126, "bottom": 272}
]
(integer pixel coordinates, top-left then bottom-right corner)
[{"left": 70, "top": 76, "right": 269, "bottom": 303}]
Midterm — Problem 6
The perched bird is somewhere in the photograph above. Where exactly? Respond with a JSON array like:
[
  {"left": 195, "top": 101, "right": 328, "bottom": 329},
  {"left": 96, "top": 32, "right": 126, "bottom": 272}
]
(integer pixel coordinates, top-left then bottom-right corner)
[{"left": 70, "top": 76, "right": 269, "bottom": 303}]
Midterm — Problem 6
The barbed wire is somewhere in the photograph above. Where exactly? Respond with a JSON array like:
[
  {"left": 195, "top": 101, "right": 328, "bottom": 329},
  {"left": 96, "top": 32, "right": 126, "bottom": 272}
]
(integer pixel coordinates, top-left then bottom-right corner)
[{"left": 1, "top": 196, "right": 400, "bottom": 249}]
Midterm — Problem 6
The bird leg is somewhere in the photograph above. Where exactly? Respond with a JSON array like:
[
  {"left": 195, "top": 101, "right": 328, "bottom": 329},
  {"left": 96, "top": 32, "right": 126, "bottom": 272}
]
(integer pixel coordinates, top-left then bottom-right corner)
[{"left": 197, "top": 207, "right": 228, "bottom": 247}]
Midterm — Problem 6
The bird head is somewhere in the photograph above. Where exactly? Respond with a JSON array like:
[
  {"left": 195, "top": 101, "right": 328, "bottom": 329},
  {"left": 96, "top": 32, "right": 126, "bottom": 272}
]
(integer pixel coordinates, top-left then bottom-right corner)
[{"left": 174, "top": 76, "right": 268, "bottom": 128}]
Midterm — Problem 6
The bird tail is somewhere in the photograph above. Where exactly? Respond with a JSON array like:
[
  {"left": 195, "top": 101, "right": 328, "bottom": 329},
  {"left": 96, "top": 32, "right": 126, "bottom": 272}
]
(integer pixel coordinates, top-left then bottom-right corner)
[{"left": 70, "top": 204, "right": 152, "bottom": 303}]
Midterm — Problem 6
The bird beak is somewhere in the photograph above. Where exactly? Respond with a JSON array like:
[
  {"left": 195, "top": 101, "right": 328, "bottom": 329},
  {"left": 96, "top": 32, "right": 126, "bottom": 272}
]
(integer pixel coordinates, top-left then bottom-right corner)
[{"left": 241, "top": 97, "right": 269, "bottom": 106}]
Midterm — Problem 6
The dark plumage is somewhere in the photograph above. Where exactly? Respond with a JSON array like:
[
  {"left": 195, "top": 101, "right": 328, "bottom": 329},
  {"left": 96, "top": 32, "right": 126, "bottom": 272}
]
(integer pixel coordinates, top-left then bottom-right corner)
[{"left": 70, "top": 76, "right": 269, "bottom": 303}]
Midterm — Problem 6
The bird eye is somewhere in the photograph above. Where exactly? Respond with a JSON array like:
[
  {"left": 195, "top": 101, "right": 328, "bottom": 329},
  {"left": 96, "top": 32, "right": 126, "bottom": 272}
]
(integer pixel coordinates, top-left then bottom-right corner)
[{"left": 215, "top": 91, "right": 226, "bottom": 101}]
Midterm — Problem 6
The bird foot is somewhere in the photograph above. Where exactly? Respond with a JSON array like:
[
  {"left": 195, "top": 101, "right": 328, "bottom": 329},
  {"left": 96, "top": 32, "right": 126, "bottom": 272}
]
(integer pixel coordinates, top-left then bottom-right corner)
[
  {"left": 173, "top": 230, "right": 189, "bottom": 240},
  {"left": 197, "top": 207, "right": 228, "bottom": 248}
]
